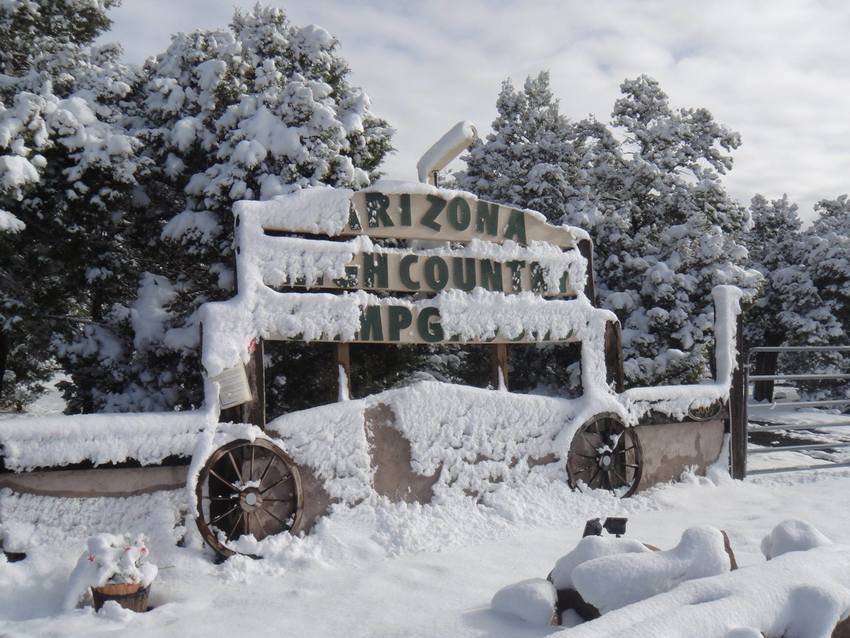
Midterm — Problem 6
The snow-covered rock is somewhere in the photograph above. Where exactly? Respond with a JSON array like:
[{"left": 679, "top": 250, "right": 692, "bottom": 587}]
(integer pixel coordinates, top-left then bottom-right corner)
[
  {"left": 491, "top": 578, "right": 556, "bottom": 626},
  {"left": 761, "top": 519, "right": 832, "bottom": 560}
]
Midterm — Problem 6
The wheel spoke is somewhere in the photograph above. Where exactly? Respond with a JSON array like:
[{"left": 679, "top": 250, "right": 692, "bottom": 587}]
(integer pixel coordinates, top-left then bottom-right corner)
[
  {"left": 250, "top": 446, "right": 255, "bottom": 483},
  {"left": 226, "top": 512, "right": 244, "bottom": 542},
  {"left": 203, "top": 496, "right": 238, "bottom": 502},
  {"left": 253, "top": 511, "right": 268, "bottom": 537},
  {"left": 257, "top": 454, "right": 275, "bottom": 486},
  {"left": 625, "top": 463, "right": 640, "bottom": 469},
  {"left": 611, "top": 467, "right": 627, "bottom": 486},
  {"left": 588, "top": 466, "right": 601, "bottom": 488},
  {"left": 209, "top": 469, "right": 239, "bottom": 492},
  {"left": 260, "top": 474, "right": 291, "bottom": 495},
  {"left": 210, "top": 504, "right": 239, "bottom": 525},
  {"left": 572, "top": 452, "right": 597, "bottom": 460},
  {"left": 262, "top": 507, "right": 288, "bottom": 527},
  {"left": 262, "top": 496, "right": 294, "bottom": 502},
  {"left": 227, "top": 451, "right": 244, "bottom": 484}
]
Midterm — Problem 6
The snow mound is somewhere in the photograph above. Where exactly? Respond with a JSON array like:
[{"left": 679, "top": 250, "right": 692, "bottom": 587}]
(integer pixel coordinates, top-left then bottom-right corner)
[
  {"left": 761, "top": 519, "right": 832, "bottom": 560},
  {"left": 572, "top": 526, "right": 732, "bottom": 613},
  {"left": 491, "top": 578, "right": 556, "bottom": 626},
  {"left": 0, "top": 411, "right": 211, "bottom": 471},
  {"left": 558, "top": 543, "right": 850, "bottom": 638},
  {"left": 549, "top": 535, "right": 651, "bottom": 590}
]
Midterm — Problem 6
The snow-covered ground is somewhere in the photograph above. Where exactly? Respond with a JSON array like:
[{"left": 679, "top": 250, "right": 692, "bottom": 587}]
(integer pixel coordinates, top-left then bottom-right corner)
[
  {"left": 2, "top": 454, "right": 850, "bottom": 636},
  {"left": 3, "top": 379, "right": 850, "bottom": 636}
]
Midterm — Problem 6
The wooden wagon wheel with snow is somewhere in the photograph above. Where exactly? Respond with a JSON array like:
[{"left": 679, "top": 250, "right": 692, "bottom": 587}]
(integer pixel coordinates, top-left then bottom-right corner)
[
  {"left": 194, "top": 438, "right": 303, "bottom": 558},
  {"left": 566, "top": 413, "right": 643, "bottom": 498}
]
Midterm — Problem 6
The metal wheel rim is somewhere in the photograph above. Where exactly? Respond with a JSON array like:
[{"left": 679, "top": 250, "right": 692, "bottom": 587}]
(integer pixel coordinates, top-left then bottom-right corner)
[
  {"left": 566, "top": 413, "right": 643, "bottom": 498},
  {"left": 195, "top": 438, "right": 303, "bottom": 558}
]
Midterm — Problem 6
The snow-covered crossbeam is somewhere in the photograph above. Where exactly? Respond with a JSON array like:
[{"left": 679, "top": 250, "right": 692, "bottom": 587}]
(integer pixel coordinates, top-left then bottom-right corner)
[{"left": 0, "top": 411, "right": 211, "bottom": 472}]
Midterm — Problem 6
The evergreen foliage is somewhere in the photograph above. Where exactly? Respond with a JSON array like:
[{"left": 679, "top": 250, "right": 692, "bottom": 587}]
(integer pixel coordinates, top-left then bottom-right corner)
[
  {"left": 0, "top": 0, "right": 146, "bottom": 409},
  {"left": 456, "top": 72, "right": 761, "bottom": 389},
  {"left": 72, "top": 5, "right": 394, "bottom": 412}
]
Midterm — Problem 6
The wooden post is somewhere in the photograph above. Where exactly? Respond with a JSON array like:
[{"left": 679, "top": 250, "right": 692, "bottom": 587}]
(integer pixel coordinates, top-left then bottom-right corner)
[
  {"left": 241, "top": 338, "right": 266, "bottom": 428},
  {"left": 491, "top": 343, "right": 509, "bottom": 390},
  {"left": 728, "top": 314, "right": 747, "bottom": 480},
  {"left": 336, "top": 342, "right": 352, "bottom": 400},
  {"left": 604, "top": 321, "right": 625, "bottom": 393}
]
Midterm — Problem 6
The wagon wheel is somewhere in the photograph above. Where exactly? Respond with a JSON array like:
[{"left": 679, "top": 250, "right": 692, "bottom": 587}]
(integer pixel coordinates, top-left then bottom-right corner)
[
  {"left": 566, "top": 414, "right": 643, "bottom": 498},
  {"left": 195, "top": 438, "right": 303, "bottom": 558}
]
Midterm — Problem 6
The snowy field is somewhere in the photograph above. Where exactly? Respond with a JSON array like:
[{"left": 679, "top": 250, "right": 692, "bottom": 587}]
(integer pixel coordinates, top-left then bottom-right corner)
[
  {"left": 3, "top": 377, "right": 850, "bottom": 636},
  {"left": 2, "top": 442, "right": 850, "bottom": 636}
]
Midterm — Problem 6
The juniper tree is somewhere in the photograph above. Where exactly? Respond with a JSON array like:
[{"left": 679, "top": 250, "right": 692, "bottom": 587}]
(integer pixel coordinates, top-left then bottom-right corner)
[
  {"left": 0, "top": 0, "right": 146, "bottom": 409},
  {"left": 83, "top": 5, "right": 395, "bottom": 412},
  {"left": 456, "top": 73, "right": 760, "bottom": 389}
]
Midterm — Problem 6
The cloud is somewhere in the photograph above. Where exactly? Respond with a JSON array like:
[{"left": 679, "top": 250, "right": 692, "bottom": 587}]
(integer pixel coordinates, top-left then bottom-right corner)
[{"left": 101, "top": 0, "right": 850, "bottom": 222}]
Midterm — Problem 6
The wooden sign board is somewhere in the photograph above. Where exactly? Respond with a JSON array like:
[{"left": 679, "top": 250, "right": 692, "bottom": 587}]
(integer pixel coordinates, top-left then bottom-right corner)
[
  {"left": 268, "top": 304, "right": 579, "bottom": 345},
  {"left": 277, "top": 250, "right": 577, "bottom": 297},
  {"left": 259, "top": 190, "right": 581, "bottom": 249}
]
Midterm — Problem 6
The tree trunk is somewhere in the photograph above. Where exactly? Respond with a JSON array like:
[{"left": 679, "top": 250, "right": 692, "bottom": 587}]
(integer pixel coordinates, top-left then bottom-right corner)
[
  {"left": 0, "top": 329, "right": 8, "bottom": 401},
  {"left": 752, "top": 331, "right": 784, "bottom": 402}
]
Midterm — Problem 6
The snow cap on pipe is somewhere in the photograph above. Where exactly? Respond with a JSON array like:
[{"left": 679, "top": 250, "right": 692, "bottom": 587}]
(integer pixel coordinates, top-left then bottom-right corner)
[{"left": 416, "top": 121, "right": 478, "bottom": 184}]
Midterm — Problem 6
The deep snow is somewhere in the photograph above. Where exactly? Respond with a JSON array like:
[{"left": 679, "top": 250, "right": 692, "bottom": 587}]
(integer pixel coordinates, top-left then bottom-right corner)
[{"left": 3, "top": 461, "right": 850, "bottom": 637}]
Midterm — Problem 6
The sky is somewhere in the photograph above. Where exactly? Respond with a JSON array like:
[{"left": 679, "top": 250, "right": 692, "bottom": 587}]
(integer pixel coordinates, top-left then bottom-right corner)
[{"left": 100, "top": 0, "right": 850, "bottom": 223}]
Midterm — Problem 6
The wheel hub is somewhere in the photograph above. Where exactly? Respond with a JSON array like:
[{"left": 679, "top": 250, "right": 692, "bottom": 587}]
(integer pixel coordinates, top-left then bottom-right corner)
[
  {"left": 239, "top": 487, "right": 263, "bottom": 512},
  {"left": 599, "top": 453, "right": 613, "bottom": 469}
]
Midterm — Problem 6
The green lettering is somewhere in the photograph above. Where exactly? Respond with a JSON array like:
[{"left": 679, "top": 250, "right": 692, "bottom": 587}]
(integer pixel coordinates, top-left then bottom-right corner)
[
  {"left": 503, "top": 210, "right": 527, "bottom": 243},
  {"left": 363, "top": 253, "right": 388, "bottom": 289},
  {"left": 387, "top": 306, "right": 413, "bottom": 341},
  {"left": 348, "top": 202, "right": 362, "bottom": 230},
  {"left": 507, "top": 260, "right": 525, "bottom": 292},
  {"left": 417, "top": 307, "right": 444, "bottom": 343},
  {"left": 452, "top": 257, "right": 476, "bottom": 291},
  {"left": 447, "top": 197, "right": 471, "bottom": 231},
  {"left": 332, "top": 265, "right": 359, "bottom": 289},
  {"left": 530, "top": 262, "right": 546, "bottom": 293},
  {"left": 479, "top": 259, "right": 503, "bottom": 292},
  {"left": 359, "top": 306, "right": 383, "bottom": 341},
  {"left": 421, "top": 195, "right": 445, "bottom": 231},
  {"left": 399, "top": 193, "right": 412, "bottom": 226},
  {"left": 475, "top": 201, "right": 499, "bottom": 236},
  {"left": 399, "top": 254, "right": 420, "bottom": 290},
  {"left": 423, "top": 256, "right": 449, "bottom": 290},
  {"left": 365, "top": 193, "right": 393, "bottom": 228}
]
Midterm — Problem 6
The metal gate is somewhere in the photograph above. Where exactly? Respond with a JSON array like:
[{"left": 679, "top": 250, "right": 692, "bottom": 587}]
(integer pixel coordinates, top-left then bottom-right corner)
[{"left": 742, "top": 345, "right": 850, "bottom": 476}]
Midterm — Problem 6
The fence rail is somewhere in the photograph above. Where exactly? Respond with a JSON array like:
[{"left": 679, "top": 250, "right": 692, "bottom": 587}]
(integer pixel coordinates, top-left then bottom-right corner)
[{"left": 739, "top": 344, "right": 850, "bottom": 477}]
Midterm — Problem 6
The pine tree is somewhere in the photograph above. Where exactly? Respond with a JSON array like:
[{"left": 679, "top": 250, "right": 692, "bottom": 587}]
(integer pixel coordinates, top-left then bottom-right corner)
[
  {"left": 0, "top": 0, "right": 146, "bottom": 409},
  {"left": 456, "top": 73, "right": 760, "bottom": 389},
  {"left": 78, "top": 5, "right": 394, "bottom": 412}
]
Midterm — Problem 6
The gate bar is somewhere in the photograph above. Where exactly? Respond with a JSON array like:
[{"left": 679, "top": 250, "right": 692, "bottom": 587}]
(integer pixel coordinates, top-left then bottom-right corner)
[
  {"left": 747, "top": 398, "right": 850, "bottom": 409},
  {"left": 748, "top": 346, "right": 850, "bottom": 353},
  {"left": 747, "top": 461, "right": 850, "bottom": 475},
  {"left": 749, "top": 373, "right": 850, "bottom": 381},
  {"left": 748, "top": 442, "right": 850, "bottom": 454},
  {"left": 750, "top": 421, "right": 850, "bottom": 431}
]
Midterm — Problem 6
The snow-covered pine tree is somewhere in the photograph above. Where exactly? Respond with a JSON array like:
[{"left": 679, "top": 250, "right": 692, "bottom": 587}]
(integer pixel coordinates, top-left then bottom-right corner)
[
  {"left": 742, "top": 195, "right": 804, "bottom": 398},
  {"left": 86, "top": 5, "right": 394, "bottom": 412},
  {"left": 457, "top": 73, "right": 760, "bottom": 389},
  {"left": 0, "top": 0, "right": 147, "bottom": 409}
]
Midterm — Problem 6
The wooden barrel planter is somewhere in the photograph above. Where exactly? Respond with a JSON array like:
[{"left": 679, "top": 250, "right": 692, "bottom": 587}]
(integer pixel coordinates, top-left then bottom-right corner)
[
  {"left": 194, "top": 438, "right": 304, "bottom": 558},
  {"left": 91, "top": 582, "right": 150, "bottom": 612}
]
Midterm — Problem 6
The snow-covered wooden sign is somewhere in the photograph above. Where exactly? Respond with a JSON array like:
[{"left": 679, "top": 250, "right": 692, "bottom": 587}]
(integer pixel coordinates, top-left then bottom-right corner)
[{"left": 225, "top": 182, "right": 594, "bottom": 350}]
